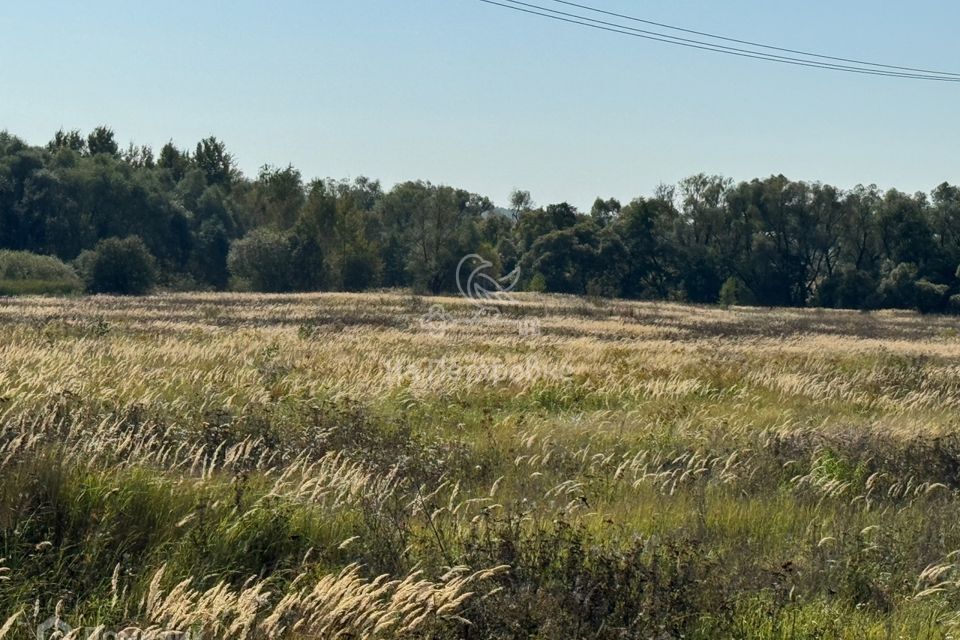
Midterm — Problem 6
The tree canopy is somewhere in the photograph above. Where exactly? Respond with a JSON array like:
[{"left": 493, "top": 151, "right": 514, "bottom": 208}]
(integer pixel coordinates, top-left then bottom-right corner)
[{"left": 2, "top": 128, "right": 960, "bottom": 311}]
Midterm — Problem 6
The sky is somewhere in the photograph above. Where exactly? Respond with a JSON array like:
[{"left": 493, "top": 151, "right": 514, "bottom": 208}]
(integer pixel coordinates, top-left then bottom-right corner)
[{"left": 1, "top": 0, "right": 958, "bottom": 210}]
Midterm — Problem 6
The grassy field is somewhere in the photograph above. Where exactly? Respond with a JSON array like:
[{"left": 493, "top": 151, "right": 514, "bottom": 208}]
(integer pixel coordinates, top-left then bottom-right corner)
[{"left": 2, "top": 292, "right": 960, "bottom": 638}]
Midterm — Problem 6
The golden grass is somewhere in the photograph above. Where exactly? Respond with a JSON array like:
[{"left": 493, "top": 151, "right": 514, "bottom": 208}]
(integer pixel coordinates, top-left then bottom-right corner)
[{"left": 3, "top": 292, "right": 960, "bottom": 638}]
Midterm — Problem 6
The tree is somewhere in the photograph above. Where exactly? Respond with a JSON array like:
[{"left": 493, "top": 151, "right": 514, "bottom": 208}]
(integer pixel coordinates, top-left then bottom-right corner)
[
  {"left": 915, "top": 279, "right": 948, "bottom": 314},
  {"left": 877, "top": 262, "right": 920, "bottom": 309},
  {"left": 876, "top": 190, "right": 935, "bottom": 269},
  {"left": 813, "top": 267, "right": 877, "bottom": 310},
  {"left": 929, "top": 183, "right": 960, "bottom": 282},
  {"left": 77, "top": 236, "right": 157, "bottom": 295},
  {"left": 379, "top": 182, "right": 483, "bottom": 293},
  {"left": 86, "top": 126, "right": 119, "bottom": 157},
  {"left": 590, "top": 197, "right": 621, "bottom": 227},
  {"left": 191, "top": 220, "right": 231, "bottom": 289},
  {"left": 339, "top": 242, "right": 381, "bottom": 291},
  {"left": 839, "top": 185, "right": 881, "bottom": 272},
  {"left": 718, "top": 276, "right": 756, "bottom": 306},
  {"left": 47, "top": 129, "right": 85, "bottom": 153},
  {"left": 509, "top": 189, "right": 533, "bottom": 222},
  {"left": 13, "top": 123, "right": 960, "bottom": 308},
  {"left": 158, "top": 142, "right": 191, "bottom": 182},
  {"left": 672, "top": 174, "right": 732, "bottom": 302},
  {"left": 227, "top": 228, "right": 295, "bottom": 292},
  {"left": 242, "top": 164, "right": 305, "bottom": 230},
  {"left": 194, "top": 137, "right": 234, "bottom": 186},
  {"left": 515, "top": 203, "right": 580, "bottom": 253},
  {"left": 405, "top": 183, "right": 463, "bottom": 293},
  {"left": 288, "top": 234, "right": 326, "bottom": 291},
  {"left": 520, "top": 221, "right": 627, "bottom": 295},
  {"left": 123, "top": 143, "right": 154, "bottom": 169},
  {"left": 616, "top": 197, "right": 678, "bottom": 298}
]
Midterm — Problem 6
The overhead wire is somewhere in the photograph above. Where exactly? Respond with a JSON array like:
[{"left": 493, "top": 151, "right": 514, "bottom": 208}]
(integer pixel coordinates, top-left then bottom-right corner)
[
  {"left": 477, "top": 0, "right": 960, "bottom": 82},
  {"left": 548, "top": 0, "right": 960, "bottom": 78}
]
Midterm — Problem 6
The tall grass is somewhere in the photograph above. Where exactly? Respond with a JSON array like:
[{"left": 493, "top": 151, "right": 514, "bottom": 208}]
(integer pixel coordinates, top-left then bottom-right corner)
[{"left": 1, "top": 292, "right": 960, "bottom": 637}]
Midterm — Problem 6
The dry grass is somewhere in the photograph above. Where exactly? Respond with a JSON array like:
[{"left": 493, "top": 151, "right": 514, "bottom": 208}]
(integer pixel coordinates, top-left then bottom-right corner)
[{"left": 1, "top": 292, "right": 960, "bottom": 638}]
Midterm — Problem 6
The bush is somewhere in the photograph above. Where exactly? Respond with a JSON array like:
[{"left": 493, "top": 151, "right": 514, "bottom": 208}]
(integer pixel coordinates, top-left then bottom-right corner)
[
  {"left": 877, "top": 263, "right": 948, "bottom": 313},
  {"left": 718, "top": 276, "right": 756, "bottom": 306},
  {"left": 228, "top": 229, "right": 328, "bottom": 293},
  {"left": 585, "top": 274, "right": 621, "bottom": 298},
  {"left": 0, "top": 279, "right": 82, "bottom": 296},
  {"left": 527, "top": 272, "right": 548, "bottom": 293},
  {"left": 338, "top": 247, "right": 380, "bottom": 292},
  {"left": 0, "top": 250, "right": 82, "bottom": 296},
  {"left": 915, "top": 279, "right": 949, "bottom": 314},
  {"left": 814, "top": 268, "right": 877, "bottom": 310},
  {"left": 77, "top": 236, "right": 158, "bottom": 295},
  {"left": 878, "top": 262, "right": 918, "bottom": 309},
  {"left": 949, "top": 294, "right": 960, "bottom": 314},
  {"left": 228, "top": 229, "right": 296, "bottom": 292}
]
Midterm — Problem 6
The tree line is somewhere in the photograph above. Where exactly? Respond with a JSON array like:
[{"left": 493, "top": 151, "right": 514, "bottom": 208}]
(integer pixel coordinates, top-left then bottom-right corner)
[{"left": 2, "top": 127, "right": 959, "bottom": 311}]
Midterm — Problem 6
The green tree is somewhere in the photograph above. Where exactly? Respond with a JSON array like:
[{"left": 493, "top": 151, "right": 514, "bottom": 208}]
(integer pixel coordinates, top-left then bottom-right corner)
[
  {"left": 616, "top": 197, "right": 678, "bottom": 298},
  {"left": 227, "top": 228, "right": 295, "bottom": 292},
  {"left": 194, "top": 137, "right": 234, "bottom": 186},
  {"left": 77, "top": 236, "right": 157, "bottom": 295},
  {"left": 86, "top": 126, "right": 119, "bottom": 157},
  {"left": 877, "top": 262, "right": 920, "bottom": 309},
  {"left": 590, "top": 197, "right": 621, "bottom": 227},
  {"left": 241, "top": 164, "right": 305, "bottom": 230},
  {"left": 47, "top": 129, "right": 86, "bottom": 153},
  {"left": 509, "top": 189, "right": 533, "bottom": 222},
  {"left": 876, "top": 190, "right": 935, "bottom": 269},
  {"left": 718, "top": 276, "right": 756, "bottom": 306},
  {"left": 157, "top": 142, "right": 191, "bottom": 182},
  {"left": 520, "top": 221, "right": 626, "bottom": 295},
  {"left": 915, "top": 279, "right": 948, "bottom": 314}
]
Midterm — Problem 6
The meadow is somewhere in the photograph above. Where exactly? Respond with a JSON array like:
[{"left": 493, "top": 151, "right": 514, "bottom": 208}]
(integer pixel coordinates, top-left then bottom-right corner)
[{"left": 2, "top": 292, "right": 960, "bottom": 638}]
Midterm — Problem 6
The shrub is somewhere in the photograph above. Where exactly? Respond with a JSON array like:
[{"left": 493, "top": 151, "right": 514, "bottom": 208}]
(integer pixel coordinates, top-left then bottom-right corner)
[
  {"left": 338, "top": 247, "right": 380, "bottom": 292},
  {"left": 76, "top": 236, "right": 158, "bottom": 295},
  {"left": 814, "top": 268, "right": 878, "bottom": 310},
  {"left": 915, "top": 279, "right": 949, "bottom": 314},
  {"left": 877, "top": 262, "right": 919, "bottom": 309},
  {"left": 585, "top": 274, "right": 621, "bottom": 299},
  {"left": 527, "top": 272, "right": 548, "bottom": 293},
  {"left": 949, "top": 294, "right": 960, "bottom": 314},
  {"left": 0, "top": 250, "right": 82, "bottom": 296},
  {"left": 0, "top": 279, "right": 81, "bottom": 296},
  {"left": 718, "top": 276, "right": 756, "bottom": 306},
  {"left": 228, "top": 229, "right": 298, "bottom": 292},
  {"left": 876, "top": 263, "right": 949, "bottom": 313}
]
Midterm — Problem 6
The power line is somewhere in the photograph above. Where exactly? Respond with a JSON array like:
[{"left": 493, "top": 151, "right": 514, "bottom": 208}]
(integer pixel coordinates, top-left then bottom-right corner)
[
  {"left": 514, "top": 0, "right": 960, "bottom": 79},
  {"left": 486, "top": 0, "right": 960, "bottom": 81},
  {"left": 500, "top": 0, "right": 955, "bottom": 79},
  {"left": 477, "top": 0, "right": 960, "bottom": 82},
  {"left": 549, "top": 0, "right": 960, "bottom": 78}
]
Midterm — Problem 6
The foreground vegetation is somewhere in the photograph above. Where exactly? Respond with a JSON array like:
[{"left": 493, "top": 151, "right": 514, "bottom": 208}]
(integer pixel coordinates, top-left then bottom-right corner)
[{"left": 2, "top": 292, "right": 960, "bottom": 638}]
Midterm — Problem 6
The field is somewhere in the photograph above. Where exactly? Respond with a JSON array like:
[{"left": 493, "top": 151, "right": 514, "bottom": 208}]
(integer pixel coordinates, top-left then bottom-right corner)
[{"left": 2, "top": 292, "right": 960, "bottom": 638}]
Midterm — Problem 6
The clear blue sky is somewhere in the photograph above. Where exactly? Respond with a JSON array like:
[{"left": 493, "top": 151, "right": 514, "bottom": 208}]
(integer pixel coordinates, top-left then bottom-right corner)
[{"left": 1, "top": 1, "right": 957, "bottom": 209}]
